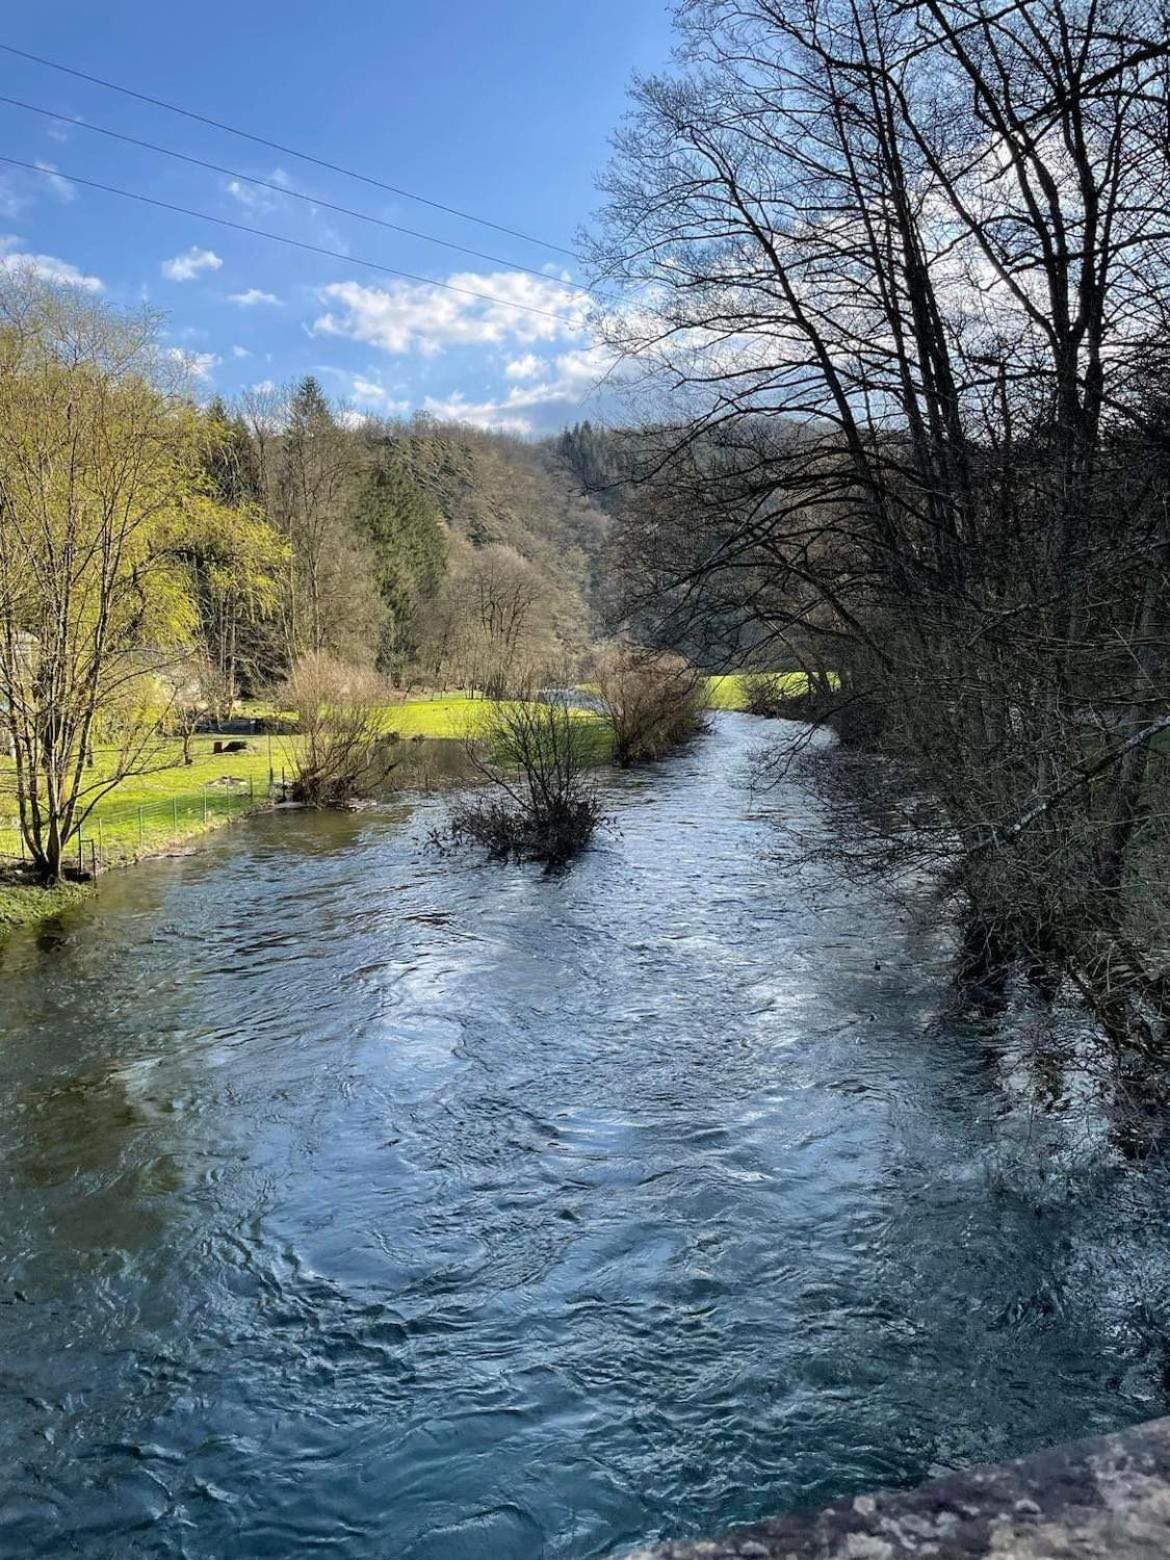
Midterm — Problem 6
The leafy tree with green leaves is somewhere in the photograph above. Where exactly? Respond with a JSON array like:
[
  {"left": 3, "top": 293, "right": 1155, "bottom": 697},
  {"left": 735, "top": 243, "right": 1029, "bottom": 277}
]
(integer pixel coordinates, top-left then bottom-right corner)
[{"left": 0, "top": 272, "right": 280, "bottom": 880}]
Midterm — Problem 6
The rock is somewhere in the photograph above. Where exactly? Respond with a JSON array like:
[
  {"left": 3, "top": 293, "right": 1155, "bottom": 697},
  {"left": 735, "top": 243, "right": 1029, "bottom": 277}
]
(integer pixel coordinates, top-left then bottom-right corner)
[{"left": 625, "top": 1417, "right": 1170, "bottom": 1559}]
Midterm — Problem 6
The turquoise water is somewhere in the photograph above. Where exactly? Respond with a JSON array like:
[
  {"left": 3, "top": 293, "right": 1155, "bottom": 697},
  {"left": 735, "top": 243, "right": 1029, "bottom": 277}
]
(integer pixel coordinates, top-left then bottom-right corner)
[{"left": 0, "top": 715, "right": 1166, "bottom": 1557}]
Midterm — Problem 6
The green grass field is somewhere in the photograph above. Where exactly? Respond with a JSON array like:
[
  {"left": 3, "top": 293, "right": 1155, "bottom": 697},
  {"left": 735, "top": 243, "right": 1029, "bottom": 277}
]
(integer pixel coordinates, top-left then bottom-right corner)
[{"left": 704, "top": 672, "right": 816, "bottom": 709}]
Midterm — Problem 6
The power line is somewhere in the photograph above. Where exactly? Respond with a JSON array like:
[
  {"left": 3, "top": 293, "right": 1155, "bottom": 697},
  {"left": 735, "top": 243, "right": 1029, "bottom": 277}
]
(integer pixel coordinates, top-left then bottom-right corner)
[
  {"left": 0, "top": 94, "right": 593, "bottom": 297},
  {"left": 0, "top": 40, "right": 582, "bottom": 261},
  {"left": 0, "top": 155, "right": 588, "bottom": 327}
]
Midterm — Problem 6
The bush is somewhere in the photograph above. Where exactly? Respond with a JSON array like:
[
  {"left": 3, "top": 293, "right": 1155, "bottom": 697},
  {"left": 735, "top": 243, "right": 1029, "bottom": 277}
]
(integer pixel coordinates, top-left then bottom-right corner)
[
  {"left": 280, "top": 654, "right": 394, "bottom": 806},
  {"left": 825, "top": 693, "right": 885, "bottom": 748},
  {"left": 591, "top": 643, "right": 707, "bottom": 765},
  {"left": 445, "top": 789, "right": 602, "bottom": 867},
  {"left": 437, "top": 693, "right": 603, "bottom": 867}
]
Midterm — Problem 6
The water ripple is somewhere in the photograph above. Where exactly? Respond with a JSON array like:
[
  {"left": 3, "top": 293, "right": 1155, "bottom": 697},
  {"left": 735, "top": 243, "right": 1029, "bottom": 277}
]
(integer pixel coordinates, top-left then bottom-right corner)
[{"left": 1, "top": 715, "right": 1168, "bottom": 1557}]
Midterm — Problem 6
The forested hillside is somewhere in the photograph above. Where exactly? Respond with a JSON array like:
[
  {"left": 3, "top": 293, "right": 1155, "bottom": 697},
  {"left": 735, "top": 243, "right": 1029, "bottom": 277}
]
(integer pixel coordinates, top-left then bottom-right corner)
[{"left": 206, "top": 382, "right": 610, "bottom": 697}]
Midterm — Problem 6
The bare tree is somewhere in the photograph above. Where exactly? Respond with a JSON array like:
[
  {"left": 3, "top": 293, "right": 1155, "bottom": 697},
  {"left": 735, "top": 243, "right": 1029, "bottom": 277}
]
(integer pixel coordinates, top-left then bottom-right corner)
[
  {"left": 439, "top": 689, "right": 603, "bottom": 866},
  {"left": 591, "top": 641, "right": 708, "bottom": 763},
  {"left": 592, "top": 0, "right": 1170, "bottom": 1079},
  {"left": 422, "top": 544, "right": 559, "bottom": 696}
]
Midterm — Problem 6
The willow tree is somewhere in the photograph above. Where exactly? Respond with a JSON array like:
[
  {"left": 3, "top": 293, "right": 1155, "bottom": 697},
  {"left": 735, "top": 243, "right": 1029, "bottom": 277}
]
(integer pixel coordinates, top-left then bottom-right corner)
[{"left": 0, "top": 271, "right": 267, "bottom": 881}]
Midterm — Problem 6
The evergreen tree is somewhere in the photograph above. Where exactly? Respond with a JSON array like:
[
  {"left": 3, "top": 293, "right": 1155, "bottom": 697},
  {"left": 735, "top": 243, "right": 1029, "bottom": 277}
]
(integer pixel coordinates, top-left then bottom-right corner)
[{"left": 353, "top": 437, "right": 448, "bottom": 674}]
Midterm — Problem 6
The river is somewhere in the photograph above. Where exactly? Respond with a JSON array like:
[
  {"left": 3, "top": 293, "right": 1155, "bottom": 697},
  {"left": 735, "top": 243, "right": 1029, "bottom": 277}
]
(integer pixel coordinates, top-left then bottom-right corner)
[{"left": 1, "top": 713, "right": 1167, "bottom": 1557}]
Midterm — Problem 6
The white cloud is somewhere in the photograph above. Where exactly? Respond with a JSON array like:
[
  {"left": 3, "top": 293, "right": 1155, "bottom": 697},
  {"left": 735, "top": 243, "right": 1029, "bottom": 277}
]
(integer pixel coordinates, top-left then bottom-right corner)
[
  {"left": 0, "top": 175, "right": 31, "bottom": 220},
  {"left": 228, "top": 288, "right": 281, "bottom": 307},
  {"left": 231, "top": 345, "right": 251, "bottom": 359},
  {"left": 226, "top": 169, "right": 293, "bottom": 214},
  {"left": 34, "top": 162, "right": 76, "bottom": 203},
  {"left": 161, "top": 247, "right": 223, "bottom": 282},
  {"left": 313, "top": 269, "right": 588, "bottom": 357},
  {"left": 165, "top": 347, "right": 220, "bottom": 380},
  {"left": 422, "top": 393, "right": 536, "bottom": 435},
  {"left": 421, "top": 344, "right": 620, "bottom": 434},
  {"left": 0, "top": 234, "right": 102, "bottom": 291},
  {"left": 504, "top": 353, "right": 542, "bottom": 380},
  {"left": 225, "top": 178, "right": 273, "bottom": 213},
  {"left": 348, "top": 374, "right": 410, "bottom": 413}
]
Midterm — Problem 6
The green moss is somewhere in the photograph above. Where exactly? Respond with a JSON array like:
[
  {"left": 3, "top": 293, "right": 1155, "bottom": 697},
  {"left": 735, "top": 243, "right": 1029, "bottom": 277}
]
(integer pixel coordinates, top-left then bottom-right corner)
[{"left": 0, "top": 877, "right": 89, "bottom": 929}]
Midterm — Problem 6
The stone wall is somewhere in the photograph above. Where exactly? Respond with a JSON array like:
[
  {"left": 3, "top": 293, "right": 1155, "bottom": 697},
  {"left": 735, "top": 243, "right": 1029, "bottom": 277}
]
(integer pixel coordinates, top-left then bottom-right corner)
[{"left": 628, "top": 1416, "right": 1170, "bottom": 1558}]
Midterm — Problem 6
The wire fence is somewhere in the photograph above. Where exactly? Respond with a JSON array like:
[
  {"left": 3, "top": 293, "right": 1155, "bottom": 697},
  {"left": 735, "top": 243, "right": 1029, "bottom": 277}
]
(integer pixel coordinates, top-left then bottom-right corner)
[{"left": 1, "top": 778, "right": 264, "bottom": 878}]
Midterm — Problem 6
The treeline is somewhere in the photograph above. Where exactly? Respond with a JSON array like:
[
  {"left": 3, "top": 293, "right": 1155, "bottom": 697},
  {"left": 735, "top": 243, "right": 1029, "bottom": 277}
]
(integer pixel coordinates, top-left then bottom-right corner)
[
  {"left": 0, "top": 272, "right": 610, "bottom": 881},
  {"left": 200, "top": 383, "right": 610, "bottom": 701}
]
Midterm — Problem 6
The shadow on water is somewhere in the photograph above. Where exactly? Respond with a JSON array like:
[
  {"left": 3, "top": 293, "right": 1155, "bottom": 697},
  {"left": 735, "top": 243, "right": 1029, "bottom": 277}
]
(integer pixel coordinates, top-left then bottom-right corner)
[{"left": 1, "top": 714, "right": 1170, "bottom": 1557}]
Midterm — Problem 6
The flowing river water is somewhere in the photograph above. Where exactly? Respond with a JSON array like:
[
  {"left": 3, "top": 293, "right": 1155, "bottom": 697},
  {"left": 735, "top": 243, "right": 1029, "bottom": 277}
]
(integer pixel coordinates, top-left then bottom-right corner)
[{"left": 2, "top": 713, "right": 1169, "bottom": 1558}]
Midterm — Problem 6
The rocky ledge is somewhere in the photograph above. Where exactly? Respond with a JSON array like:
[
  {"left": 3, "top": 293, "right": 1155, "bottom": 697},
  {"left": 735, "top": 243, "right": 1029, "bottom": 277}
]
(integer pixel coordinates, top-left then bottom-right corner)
[{"left": 627, "top": 1416, "right": 1170, "bottom": 1559}]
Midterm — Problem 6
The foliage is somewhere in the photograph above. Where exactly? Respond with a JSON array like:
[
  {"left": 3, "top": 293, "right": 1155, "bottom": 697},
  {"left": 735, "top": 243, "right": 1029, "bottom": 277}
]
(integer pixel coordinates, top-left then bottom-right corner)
[
  {"left": 419, "top": 542, "right": 563, "bottom": 695},
  {"left": 174, "top": 419, "right": 289, "bottom": 717},
  {"left": 0, "top": 271, "right": 276, "bottom": 881},
  {"left": 218, "top": 400, "right": 608, "bottom": 690},
  {"left": 351, "top": 432, "right": 447, "bottom": 675},
  {"left": 396, "top": 417, "right": 605, "bottom": 647}
]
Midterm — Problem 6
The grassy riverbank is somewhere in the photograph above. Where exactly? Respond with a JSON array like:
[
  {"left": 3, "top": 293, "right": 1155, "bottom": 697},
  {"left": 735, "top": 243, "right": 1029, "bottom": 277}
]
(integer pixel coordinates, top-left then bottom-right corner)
[
  {"left": 0, "top": 690, "right": 613, "bottom": 931},
  {"left": 0, "top": 876, "right": 90, "bottom": 930}
]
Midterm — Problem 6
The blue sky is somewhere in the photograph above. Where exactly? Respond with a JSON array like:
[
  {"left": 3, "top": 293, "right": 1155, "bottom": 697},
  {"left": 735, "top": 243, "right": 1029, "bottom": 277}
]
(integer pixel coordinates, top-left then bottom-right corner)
[{"left": 0, "top": 0, "right": 676, "bottom": 432}]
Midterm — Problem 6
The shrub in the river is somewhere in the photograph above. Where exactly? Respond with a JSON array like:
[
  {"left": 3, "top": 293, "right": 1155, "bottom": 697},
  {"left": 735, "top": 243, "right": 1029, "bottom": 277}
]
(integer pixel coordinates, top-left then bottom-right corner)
[
  {"left": 281, "top": 653, "right": 394, "bottom": 806},
  {"left": 591, "top": 643, "right": 707, "bottom": 765},
  {"left": 438, "top": 693, "right": 603, "bottom": 867}
]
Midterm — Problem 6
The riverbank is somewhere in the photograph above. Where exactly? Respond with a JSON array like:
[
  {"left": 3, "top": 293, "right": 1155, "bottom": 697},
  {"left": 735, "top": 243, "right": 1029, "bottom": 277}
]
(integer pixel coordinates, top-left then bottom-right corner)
[
  {"left": 0, "top": 874, "right": 90, "bottom": 929},
  {"left": 705, "top": 672, "right": 812, "bottom": 709},
  {"left": 0, "top": 697, "right": 607, "bottom": 932},
  {"left": 0, "top": 737, "right": 277, "bottom": 930}
]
